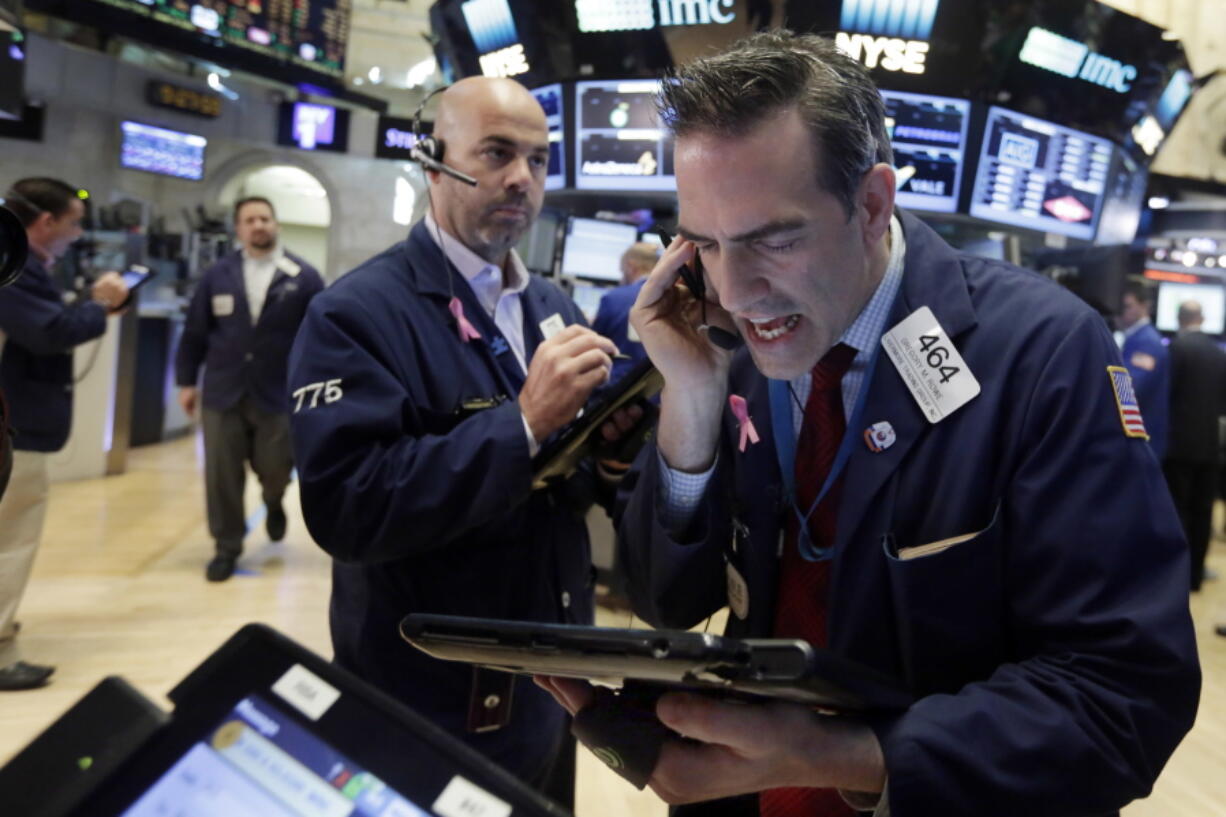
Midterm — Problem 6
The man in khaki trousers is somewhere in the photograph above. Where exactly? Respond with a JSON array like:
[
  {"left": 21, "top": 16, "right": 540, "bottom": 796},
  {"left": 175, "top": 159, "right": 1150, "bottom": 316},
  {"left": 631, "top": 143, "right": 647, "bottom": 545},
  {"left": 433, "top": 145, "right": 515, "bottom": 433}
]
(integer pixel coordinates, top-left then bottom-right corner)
[{"left": 0, "top": 178, "right": 126, "bottom": 690}]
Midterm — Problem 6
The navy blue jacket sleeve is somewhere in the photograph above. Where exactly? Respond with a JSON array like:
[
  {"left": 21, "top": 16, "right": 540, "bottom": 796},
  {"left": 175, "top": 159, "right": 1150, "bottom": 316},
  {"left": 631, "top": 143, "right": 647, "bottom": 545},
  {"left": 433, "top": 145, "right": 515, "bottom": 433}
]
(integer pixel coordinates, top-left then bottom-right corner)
[
  {"left": 0, "top": 276, "right": 106, "bottom": 355},
  {"left": 287, "top": 292, "right": 538, "bottom": 564},
  {"left": 174, "top": 268, "right": 213, "bottom": 387},
  {"left": 874, "top": 312, "right": 1198, "bottom": 815}
]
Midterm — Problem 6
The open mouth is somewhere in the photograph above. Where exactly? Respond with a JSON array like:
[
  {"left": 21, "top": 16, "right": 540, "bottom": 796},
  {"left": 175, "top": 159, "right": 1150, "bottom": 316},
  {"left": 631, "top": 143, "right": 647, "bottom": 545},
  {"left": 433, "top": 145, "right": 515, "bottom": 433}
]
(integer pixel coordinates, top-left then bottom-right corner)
[{"left": 746, "top": 314, "right": 801, "bottom": 341}]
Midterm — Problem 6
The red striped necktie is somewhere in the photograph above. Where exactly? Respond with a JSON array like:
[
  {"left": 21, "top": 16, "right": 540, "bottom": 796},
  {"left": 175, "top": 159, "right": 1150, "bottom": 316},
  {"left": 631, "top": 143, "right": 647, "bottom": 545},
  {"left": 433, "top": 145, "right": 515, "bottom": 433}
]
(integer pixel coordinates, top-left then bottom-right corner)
[{"left": 760, "top": 343, "right": 857, "bottom": 817}]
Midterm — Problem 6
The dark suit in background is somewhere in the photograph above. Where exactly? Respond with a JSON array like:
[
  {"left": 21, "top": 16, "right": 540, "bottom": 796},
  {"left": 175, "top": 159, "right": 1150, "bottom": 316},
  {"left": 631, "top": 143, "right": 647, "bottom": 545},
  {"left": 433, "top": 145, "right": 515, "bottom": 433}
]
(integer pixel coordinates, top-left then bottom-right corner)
[{"left": 1163, "top": 329, "right": 1226, "bottom": 590}]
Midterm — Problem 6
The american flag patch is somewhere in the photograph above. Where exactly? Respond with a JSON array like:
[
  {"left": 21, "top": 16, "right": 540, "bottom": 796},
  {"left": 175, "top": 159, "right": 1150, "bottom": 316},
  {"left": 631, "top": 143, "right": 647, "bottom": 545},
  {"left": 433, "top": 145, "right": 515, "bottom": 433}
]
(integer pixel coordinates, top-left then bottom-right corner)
[{"left": 1108, "top": 365, "right": 1149, "bottom": 440}]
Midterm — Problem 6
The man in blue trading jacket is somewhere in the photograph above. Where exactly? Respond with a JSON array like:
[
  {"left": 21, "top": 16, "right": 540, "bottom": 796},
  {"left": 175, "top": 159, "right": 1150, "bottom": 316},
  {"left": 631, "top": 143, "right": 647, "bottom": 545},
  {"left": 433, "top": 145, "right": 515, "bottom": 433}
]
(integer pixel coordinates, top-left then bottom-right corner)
[
  {"left": 0, "top": 177, "right": 128, "bottom": 690},
  {"left": 593, "top": 241, "right": 657, "bottom": 383},
  {"left": 539, "top": 33, "right": 1198, "bottom": 817},
  {"left": 286, "top": 77, "right": 623, "bottom": 806},
  {"left": 1117, "top": 281, "right": 1170, "bottom": 458},
  {"left": 175, "top": 197, "right": 324, "bottom": 582}
]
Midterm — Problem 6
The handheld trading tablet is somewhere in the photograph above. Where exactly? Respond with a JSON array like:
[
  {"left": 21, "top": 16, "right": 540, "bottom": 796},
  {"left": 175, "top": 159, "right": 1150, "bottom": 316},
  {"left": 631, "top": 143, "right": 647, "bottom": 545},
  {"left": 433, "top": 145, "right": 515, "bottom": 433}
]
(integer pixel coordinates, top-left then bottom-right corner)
[
  {"left": 400, "top": 614, "right": 913, "bottom": 712},
  {"left": 530, "top": 358, "right": 663, "bottom": 490},
  {"left": 0, "top": 624, "right": 570, "bottom": 817}
]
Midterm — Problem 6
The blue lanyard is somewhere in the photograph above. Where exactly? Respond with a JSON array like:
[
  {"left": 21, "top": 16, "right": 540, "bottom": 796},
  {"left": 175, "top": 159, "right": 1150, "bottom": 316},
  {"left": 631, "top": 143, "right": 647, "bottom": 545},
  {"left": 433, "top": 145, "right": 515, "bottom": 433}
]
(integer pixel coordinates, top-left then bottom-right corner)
[{"left": 767, "top": 343, "right": 881, "bottom": 561}]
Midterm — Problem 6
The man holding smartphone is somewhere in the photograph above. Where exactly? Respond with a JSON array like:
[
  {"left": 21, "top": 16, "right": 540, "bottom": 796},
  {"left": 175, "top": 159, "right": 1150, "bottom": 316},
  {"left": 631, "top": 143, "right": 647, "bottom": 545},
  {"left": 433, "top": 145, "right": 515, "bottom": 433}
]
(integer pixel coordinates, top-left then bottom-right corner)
[
  {"left": 0, "top": 177, "right": 127, "bottom": 690},
  {"left": 541, "top": 32, "right": 1198, "bottom": 817},
  {"left": 175, "top": 197, "right": 324, "bottom": 582}
]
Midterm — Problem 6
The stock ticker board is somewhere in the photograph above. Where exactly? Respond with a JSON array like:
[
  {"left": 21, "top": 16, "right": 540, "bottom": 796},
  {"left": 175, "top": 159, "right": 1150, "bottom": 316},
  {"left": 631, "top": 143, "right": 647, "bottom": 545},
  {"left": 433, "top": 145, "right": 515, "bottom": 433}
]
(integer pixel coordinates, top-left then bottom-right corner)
[{"left": 33, "top": 0, "right": 351, "bottom": 83}]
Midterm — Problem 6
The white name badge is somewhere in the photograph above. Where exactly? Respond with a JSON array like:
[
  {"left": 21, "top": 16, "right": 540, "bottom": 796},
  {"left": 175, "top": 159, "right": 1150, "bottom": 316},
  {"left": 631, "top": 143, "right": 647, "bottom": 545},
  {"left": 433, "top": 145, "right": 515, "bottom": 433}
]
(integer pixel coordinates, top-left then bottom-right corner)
[
  {"left": 212, "top": 294, "right": 235, "bottom": 317},
  {"left": 276, "top": 257, "right": 302, "bottom": 277},
  {"left": 539, "top": 312, "right": 566, "bottom": 340},
  {"left": 881, "top": 306, "right": 980, "bottom": 423}
]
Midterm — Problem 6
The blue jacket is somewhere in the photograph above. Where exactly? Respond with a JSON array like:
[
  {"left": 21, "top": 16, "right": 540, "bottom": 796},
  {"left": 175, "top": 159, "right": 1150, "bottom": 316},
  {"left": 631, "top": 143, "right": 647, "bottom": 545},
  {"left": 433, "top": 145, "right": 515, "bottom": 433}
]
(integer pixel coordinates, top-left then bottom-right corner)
[
  {"left": 1121, "top": 321, "right": 1170, "bottom": 459},
  {"left": 0, "top": 255, "right": 107, "bottom": 452},
  {"left": 617, "top": 212, "right": 1198, "bottom": 817},
  {"left": 287, "top": 222, "right": 597, "bottom": 782},
  {"left": 592, "top": 278, "right": 647, "bottom": 383},
  {"left": 175, "top": 250, "right": 324, "bottom": 415}
]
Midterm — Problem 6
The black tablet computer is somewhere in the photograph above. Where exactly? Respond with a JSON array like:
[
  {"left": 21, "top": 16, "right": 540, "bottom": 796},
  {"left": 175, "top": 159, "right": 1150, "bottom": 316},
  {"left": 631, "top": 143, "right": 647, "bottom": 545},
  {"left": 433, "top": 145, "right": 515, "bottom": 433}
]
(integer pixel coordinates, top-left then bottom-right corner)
[
  {"left": 400, "top": 614, "right": 912, "bottom": 712},
  {"left": 0, "top": 624, "right": 570, "bottom": 817},
  {"left": 530, "top": 359, "right": 663, "bottom": 490}
]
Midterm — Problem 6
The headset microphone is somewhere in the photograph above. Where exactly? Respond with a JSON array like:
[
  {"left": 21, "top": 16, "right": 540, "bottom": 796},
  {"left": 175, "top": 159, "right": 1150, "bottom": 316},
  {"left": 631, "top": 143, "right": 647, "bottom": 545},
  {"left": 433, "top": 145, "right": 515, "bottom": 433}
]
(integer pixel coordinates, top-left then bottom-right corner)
[
  {"left": 410, "top": 87, "right": 478, "bottom": 187},
  {"left": 410, "top": 144, "right": 478, "bottom": 187}
]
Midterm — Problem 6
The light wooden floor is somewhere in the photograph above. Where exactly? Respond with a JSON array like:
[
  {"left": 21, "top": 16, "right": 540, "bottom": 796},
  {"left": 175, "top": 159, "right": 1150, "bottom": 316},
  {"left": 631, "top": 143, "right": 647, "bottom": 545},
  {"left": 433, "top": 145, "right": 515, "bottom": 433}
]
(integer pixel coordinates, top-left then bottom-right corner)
[{"left": 1, "top": 434, "right": 1224, "bottom": 815}]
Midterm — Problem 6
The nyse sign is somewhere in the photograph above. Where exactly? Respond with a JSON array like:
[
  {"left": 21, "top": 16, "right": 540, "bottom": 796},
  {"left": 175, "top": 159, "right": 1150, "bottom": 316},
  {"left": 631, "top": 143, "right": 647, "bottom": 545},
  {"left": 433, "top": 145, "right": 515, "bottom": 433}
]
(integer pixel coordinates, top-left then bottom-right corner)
[{"left": 835, "top": 32, "right": 929, "bottom": 74}]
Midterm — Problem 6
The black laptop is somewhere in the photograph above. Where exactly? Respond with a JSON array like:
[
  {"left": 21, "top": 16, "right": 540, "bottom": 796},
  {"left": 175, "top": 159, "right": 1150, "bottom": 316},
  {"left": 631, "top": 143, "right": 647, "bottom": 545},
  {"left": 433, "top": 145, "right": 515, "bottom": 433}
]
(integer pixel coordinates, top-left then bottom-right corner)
[{"left": 0, "top": 624, "right": 570, "bottom": 817}]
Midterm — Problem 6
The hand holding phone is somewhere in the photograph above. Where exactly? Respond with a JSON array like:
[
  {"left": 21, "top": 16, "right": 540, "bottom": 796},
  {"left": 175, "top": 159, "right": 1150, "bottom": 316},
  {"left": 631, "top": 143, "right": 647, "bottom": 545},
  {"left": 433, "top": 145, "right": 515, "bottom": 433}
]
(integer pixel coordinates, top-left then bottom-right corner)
[
  {"left": 113, "top": 265, "right": 153, "bottom": 310},
  {"left": 653, "top": 229, "right": 741, "bottom": 351}
]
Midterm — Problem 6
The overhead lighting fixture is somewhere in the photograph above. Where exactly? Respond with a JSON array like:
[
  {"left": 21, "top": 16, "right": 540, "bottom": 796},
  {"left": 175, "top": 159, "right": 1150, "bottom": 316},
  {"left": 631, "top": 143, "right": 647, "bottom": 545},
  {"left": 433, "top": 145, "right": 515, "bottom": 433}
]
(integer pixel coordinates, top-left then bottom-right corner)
[
  {"left": 368, "top": 66, "right": 383, "bottom": 84},
  {"left": 207, "top": 70, "right": 239, "bottom": 100},
  {"left": 1148, "top": 196, "right": 1170, "bottom": 209},
  {"left": 1181, "top": 250, "right": 1197, "bottom": 267}
]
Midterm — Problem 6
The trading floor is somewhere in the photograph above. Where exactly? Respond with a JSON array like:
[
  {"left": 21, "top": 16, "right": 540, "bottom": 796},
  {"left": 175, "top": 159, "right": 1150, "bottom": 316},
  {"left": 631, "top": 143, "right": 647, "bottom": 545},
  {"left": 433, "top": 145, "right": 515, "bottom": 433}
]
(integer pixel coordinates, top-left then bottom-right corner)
[{"left": 0, "top": 435, "right": 1223, "bottom": 816}]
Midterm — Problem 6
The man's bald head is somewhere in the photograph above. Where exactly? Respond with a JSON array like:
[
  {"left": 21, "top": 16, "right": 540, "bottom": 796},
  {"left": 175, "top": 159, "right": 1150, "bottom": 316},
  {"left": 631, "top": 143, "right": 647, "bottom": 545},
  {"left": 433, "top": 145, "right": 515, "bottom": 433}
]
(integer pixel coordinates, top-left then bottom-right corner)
[
  {"left": 1178, "top": 300, "right": 1203, "bottom": 329},
  {"left": 433, "top": 77, "right": 547, "bottom": 145},
  {"left": 425, "top": 76, "right": 550, "bottom": 266}
]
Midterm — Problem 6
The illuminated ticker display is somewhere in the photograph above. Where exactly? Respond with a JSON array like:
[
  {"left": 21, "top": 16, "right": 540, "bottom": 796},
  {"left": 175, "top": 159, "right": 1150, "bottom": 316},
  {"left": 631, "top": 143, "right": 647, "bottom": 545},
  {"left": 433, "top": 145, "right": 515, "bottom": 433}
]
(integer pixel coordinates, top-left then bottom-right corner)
[{"left": 75, "top": 0, "right": 351, "bottom": 80}]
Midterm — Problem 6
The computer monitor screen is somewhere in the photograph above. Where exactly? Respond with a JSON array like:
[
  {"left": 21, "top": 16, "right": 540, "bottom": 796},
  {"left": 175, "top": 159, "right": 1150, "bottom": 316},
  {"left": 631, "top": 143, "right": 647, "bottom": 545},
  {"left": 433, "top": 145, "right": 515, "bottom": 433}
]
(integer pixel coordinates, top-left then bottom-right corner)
[
  {"left": 560, "top": 217, "right": 638, "bottom": 282},
  {"left": 515, "top": 210, "right": 559, "bottom": 274},
  {"left": 1095, "top": 147, "right": 1148, "bottom": 246},
  {"left": 120, "top": 121, "right": 207, "bottom": 181},
  {"left": 276, "top": 102, "right": 350, "bottom": 152},
  {"left": 574, "top": 80, "right": 674, "bottom": 191},
  {"left": 530, "top": 83, "right": 566, "bottom": 191},
  {"left": 1156, "top": 281, "right": 1225, "bottom": 335},
  {"left": 970, "top": 106, "right": 1113, "bottom": 240},
  {"left": 570, "top": 280, "right": 608, "bottom": 323},
  {"left": 881, "top": 90, "right": 970, "bottom": 214}
]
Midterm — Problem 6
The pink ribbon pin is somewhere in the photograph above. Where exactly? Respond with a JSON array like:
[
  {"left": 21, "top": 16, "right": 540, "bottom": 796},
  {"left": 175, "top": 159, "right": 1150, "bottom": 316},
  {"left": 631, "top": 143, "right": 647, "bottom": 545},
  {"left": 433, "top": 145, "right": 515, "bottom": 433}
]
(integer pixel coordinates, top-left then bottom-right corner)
[
  {"left": 449, "top": 297, "right": 482, "bottom": 343},
  {"left": 728, "top": 394, "right": 760, "bottom": 452}
]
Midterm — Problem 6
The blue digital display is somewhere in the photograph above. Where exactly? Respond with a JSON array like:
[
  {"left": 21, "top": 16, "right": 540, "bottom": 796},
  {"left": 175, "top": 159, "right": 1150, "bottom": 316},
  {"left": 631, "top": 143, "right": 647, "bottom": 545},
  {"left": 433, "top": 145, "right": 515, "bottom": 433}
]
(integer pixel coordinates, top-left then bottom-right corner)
[
  {"left": 461, "top": 0, "right": 520, "bottom": 54},
  {"left": 840, "top": 0, "right": 940, "bottom": 39},
  {"left": 970, "top": 106, "right": 1113, "bottom": 240},
  {"left": 119, "top": 121, "right": 206, "bottom": 181},
  {"left": 276, "top": 102, "right": 350, "bottom": 153},
  {"left": 530, "top": 83, "right": 566, "bottom": 191},
  {"left": 574, "top": 80, "right": 674, "bottom": 192},
  {"left": 881, "top": 89, "right": 969, "bottom": 214}
]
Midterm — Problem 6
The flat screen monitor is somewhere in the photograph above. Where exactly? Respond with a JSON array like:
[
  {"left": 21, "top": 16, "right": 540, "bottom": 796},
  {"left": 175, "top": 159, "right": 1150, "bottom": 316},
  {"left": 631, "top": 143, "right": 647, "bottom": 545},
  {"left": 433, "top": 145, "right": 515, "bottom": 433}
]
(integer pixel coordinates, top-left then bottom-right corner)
[
  {"left": 276, "top": 102, "right": 350, "bottom": 153},
  {"left": 574, "top": 80, "right": 674, "bottom": 192},
  {"left": 560, "top": 217, "right": 637, "bottom": 282},
  {"left": 515, "top": 210, "right": 559, "bottom": 274},
  {"left": 120, "top": 121, "right": 207, "bottom": 181},
  {"left": 27, "top": 0, "right": 351, "bottom": 88},
  {"left": 969, "top": 106, "right": 1113, "bottom": 240},
  {"left": 569, "top": 280, "right": 609, "bottom": 323},
  {"left": 530, "top": 83, "right": 566, "bottom": 191},
  {"left": 1095, "top": 147, "right": 1149, "bottom": 246},
  {"left": 881, "top": 90, "right": 970, "bottom": 214},
  {"left": 1156, "top": 281, "right": 1225, "bottom": 335}
]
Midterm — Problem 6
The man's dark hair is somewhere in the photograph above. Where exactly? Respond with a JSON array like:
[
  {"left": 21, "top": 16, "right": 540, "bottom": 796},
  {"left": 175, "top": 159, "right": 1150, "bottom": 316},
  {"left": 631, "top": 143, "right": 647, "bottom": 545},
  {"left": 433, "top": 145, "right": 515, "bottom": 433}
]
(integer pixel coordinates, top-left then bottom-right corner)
[
  {"left": 234, "top": 196, "right": 276, "bottom": 223},
  {"left": 657, "top": 30, "right": 892, "bottom": 219},
  {"left": 1122, "top": 279, "right": 1152, "bottom": 306},
  {"left": 5, "top": 178, "right": 79, "bottom": 228}
]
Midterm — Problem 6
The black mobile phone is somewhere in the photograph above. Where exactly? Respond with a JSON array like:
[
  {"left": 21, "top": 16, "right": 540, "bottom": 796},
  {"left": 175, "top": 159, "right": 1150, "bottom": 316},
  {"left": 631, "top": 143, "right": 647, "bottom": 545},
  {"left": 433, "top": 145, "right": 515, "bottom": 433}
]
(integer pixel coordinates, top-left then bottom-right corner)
[
  {"left": 113, "top": 265, "right": 153, "bottom": 310},
  {"left": 654, "top": 228, "right": 741, "bottom": 351}
]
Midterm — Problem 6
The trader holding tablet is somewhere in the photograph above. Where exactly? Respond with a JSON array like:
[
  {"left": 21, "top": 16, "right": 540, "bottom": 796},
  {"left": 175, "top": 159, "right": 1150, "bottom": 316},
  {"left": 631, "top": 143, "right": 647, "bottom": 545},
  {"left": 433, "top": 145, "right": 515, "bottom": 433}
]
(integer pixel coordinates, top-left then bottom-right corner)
[
  {"left": 542, "top": 32, "right": 1199, "bottom": 817},
  {"left": 287, "top": 77, "right": 634, "bottom": 808}
]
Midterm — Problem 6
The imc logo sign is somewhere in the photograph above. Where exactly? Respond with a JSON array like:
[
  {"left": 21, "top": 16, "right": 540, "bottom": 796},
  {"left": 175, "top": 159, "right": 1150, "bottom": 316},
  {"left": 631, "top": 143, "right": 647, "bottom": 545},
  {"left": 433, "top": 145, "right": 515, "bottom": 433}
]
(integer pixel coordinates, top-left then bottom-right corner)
[
  {"left": 835, "top": 0, "right": 941, "bottom": 75},
  {"left": 1018, "top": 27, "right": 1137, "bottom": 94}
]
